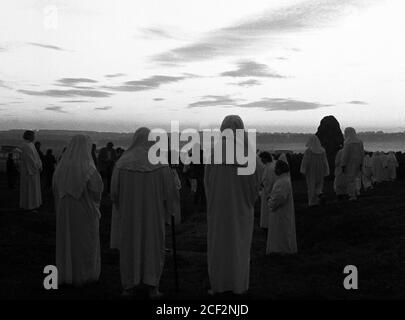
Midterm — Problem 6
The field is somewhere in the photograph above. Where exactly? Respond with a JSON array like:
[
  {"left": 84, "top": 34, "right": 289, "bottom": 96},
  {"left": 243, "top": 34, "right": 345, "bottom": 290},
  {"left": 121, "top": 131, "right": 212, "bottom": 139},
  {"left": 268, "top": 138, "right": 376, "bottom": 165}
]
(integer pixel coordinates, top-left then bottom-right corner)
[{"left": 0, "top": 173, "right": 404, "bottom": 300}]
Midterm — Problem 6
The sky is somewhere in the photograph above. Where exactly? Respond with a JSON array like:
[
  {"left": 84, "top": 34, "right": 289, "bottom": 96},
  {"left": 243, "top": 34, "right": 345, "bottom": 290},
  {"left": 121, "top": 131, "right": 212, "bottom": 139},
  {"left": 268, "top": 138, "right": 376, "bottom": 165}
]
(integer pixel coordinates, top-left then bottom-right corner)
[{"left": 0, "top": 0, "right": 405, "bottom": 133}]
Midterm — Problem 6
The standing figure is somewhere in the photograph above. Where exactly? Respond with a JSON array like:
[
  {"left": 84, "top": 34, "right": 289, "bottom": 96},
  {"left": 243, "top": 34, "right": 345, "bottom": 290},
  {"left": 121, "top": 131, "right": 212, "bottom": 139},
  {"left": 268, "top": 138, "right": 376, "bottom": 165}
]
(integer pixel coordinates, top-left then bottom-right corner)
[
  {"left": 97, "top": 142, "right": 117, "bottom": 195},
  {"left": 204, "top": 115, "right": 263, "bottom": 295},
  {"left": 20, "top": 130, "right": 42, "bottom": 211},
  {"left": 6, "top": 153, "right": 18, "bottom": 189},
  {"left": 386, "top": 152, "right": 399, "bottom": 181},
  {"left": 341, "top": 128, "right": 364, "bottom": 200},
  {"left": 334, "top": 149, "right": 347, "bottom": 199},
  {"left": 259, "top": 151, "right": 276, "bottom": 229},
  {"left": 42, "top": 149, "right": 57, "bottom": 190},
  {"left": 362, "top": 152, "right": 373, "bottom": 190},
  {"left": 300, "top": 135, "right": 330, "bottom": 207},
  {"left": 53, "top": 135, "right": 103, "bottom": 286},
  {"left": 266, "top": 160, "right": 297, "bottom": 255},
  {"left": 111, "top": 127, "right": 178, "bottom": 298}
]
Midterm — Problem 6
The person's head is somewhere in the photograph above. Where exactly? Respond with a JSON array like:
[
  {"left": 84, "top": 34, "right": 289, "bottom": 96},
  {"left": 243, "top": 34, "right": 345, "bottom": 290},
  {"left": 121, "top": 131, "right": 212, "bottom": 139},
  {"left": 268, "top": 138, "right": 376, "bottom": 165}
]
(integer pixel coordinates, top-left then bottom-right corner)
[
  {"left": 46, "top": 149, "right": 53, "bottom": 156},
  {"left": 259, "top": 151, "right": 273, "bottom": 164},
  {"left": 92, "top": 143, "right": 97, "bottom": 151},
  {"left": 23, "top": 130, "right": 35, "bottom": 142},
  {"left": 107, "top": 142, "right": 114, "bottom": 149},
  {"left": 274, "top": 159, "right": 290, "bottom": 176},
  {"left": 344, "top": 127, "right": 357, "bottom": 139},
  {"left": 34, "top": 141, "right": 41, "bottom": 149}
]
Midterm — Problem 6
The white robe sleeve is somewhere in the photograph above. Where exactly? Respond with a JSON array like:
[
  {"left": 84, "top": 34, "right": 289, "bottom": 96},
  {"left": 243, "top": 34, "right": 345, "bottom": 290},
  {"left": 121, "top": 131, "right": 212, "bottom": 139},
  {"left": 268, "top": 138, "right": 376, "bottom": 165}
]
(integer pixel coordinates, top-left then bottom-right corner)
[{"left": 268, "top": 179, "right": 289, "bottom": 211}]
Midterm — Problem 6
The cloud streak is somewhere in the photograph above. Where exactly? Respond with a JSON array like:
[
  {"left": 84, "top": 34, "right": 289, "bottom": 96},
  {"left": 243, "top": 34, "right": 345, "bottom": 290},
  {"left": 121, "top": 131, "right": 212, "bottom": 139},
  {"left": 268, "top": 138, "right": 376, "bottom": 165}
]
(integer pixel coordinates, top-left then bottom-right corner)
[
  {"left": 19, "top": 89, "right": 113, "bottom": 98},
  {"left": 28, "top": 42, "right": 68, "bottom": 51},
  {"left": 154, "top": 0, "right": 373, "bottom": 63},
  {"left": 188, "top": 96, "right": 332, "bottom": 111},
  {"left": 347, "top": 100, "right": 368, "bottom": 105},
  {"left": 104, "top": 75, "right": 188, "bottom": 92},
  {"left": 221, "top": 61, "right": 285, "bottom": 78},
  {"left": 95, "top": 106, "right": 112, "bottom": 110},
  {"left": 45, "top": 106, "right": 68, "bottom": 113}
]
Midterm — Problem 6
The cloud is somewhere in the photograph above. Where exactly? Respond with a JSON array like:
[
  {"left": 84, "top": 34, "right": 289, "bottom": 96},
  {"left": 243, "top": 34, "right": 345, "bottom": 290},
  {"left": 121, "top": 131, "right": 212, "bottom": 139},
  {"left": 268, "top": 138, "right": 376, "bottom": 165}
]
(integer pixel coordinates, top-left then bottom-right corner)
[
  {"left": 19, "top": 89, "right": 113, "bottom": 98},
  {"left": 95, "top": 106, "right": 112, "bottom": 111},
  {"left": 105, "top": 73, "right": 126, "bottom": 78},
  {"left": 221, "top": 61, "right": 285, "bottom": 78},
  {"left": 45, "top": 106, "right": 68, "bottom": 113},
  {"left": 0, "top": 80, "right": 12, "bottom": 90},
  {"left": 347, "top": 100, "right": 368, "bottom": 105},
  {"left": 230, "top": 79, "right": 262, "bottom": 87},
  {"left": 61, "top": 100, "right": 93, "bottom": 103},
  {"left": 28, "top": 42, "right": 68, "bottom": 51},
  {"left": 57, "top": 78, "right": 98, "bottom": 85},
  {"left": 154, "top": 0, "right": 373, "bottom": 63},
  {"left": 188, "top": 95, "right": 239, "bottom": 108},
  {"left": 154, "top": 98, "right": 165, "bottom": 101},
  {"left": 139, "top": 27, "right": 176, "bottom": 39},
  {"left": 237, "top": 98, "right": 332, "bottom": 111},
  {"left": 104, "top": 75, "right": 187, "bottom": 92},
  {"left": 188, "top": 96, "right": 331, "bottom": 111}
]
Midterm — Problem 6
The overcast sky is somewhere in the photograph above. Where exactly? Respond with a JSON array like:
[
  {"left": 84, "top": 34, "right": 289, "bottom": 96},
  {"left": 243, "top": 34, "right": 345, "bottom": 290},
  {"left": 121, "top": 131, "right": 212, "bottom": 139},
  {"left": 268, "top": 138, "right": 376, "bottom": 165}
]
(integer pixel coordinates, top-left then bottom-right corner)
[{"left": 1, "top": 0, "right": 404, "bottom": 133}]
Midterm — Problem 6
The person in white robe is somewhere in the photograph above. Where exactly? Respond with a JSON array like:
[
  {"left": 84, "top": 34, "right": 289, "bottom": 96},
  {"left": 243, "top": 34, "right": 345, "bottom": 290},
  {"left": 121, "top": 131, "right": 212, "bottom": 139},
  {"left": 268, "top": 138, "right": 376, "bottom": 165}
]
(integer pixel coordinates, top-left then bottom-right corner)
[
  {"left": 341, "top": 127, "right": 364, "bottom": 200},
  {"left": 334, "top": 149, "right": 347, "bottom": 198},
  {"left": 259, "top": 152, "right": 276, "bottom": 229},
  {"left": 380, "top": 153, "right": 390, "bottom": 182},
  {"left": 266, "top": 160, "right": 297, "bottom": 254},
  {"left": 205, "top": 115, "right": 263, "bottom": 295},
  {"left": 53, "top": 134, "right": 103, "bottom": 286},
  {"left": 300, "top": 135, "right": 330, "bottom": 207},
  {"left": 19, "top": 130, "right": 42, "bottom": 210},
  {"left": 371, "top": 151, "right": 384, "bottom": 184},
  {"left": 362, "top": 153, "right": 373, "bottom": 190},
  {"left": 110, "top": 127, "right": 178, "bottom": 298},
  {"left": 386, "top": 152, "right": 399, "bottom": 181}
]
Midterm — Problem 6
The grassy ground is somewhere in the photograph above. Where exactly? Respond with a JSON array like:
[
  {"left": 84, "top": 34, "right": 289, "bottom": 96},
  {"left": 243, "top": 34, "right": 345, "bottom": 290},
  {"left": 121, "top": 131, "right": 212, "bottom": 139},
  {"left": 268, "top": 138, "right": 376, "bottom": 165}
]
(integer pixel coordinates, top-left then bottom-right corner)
[{"left": 0, "top": 173, "right": 404, "bottom": 300}]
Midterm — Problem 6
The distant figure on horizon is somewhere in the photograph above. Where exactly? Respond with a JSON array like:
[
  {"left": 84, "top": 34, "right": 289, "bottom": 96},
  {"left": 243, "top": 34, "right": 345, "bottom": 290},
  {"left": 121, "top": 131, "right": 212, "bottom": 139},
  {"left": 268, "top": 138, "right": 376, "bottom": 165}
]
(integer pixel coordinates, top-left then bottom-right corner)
[
  {"left": 97, "top": 142, "right": 117, "bottom": 195},
  {"left": 20, "top": 130, "right": 42, "bottom": 211},
  {"left": 266, "top": 160, "right": 297, "bottom": 255},
  {"left": 300, "top": 135, "right": 329, "bottom": 207},
  {"left": 259, "top": 151, "right": 276, "bottom": 229},
  {"left": 111, "top": 127, "right": 178, "bottom": 298},
  {"left": 204, "top": 115, "right": 263, "bottom": 295},
  {"left": 341, "top": 127, "right": 364, "bottom": 200},
  {"left": 315, "top": 116, "right": 344, "bottom": 179},
  {"left": 53, "top": 135, "right": 103, "bottom": 286},
  {"left": 6, "top": 153, "right": 18, "bottom": 189}
]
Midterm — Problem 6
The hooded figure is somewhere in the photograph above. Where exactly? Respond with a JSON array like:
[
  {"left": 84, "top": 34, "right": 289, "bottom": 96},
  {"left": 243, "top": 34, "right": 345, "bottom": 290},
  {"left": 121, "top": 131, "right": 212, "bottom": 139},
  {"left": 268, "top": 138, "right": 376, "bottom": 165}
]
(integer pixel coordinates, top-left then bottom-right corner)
[
  {"left": 371, "top": 151, "right": 384, "bottom": 183},
  {"left": 334, "top": 149, "right": 347, "bottom": 197},
  {"left": 53, "top": 135, "right": 103, "bottom": 286},
  {"left": 362, "top": 153, "right": 373, "bottom": 190},
  {"left": 20, "top": 130, "right": 42, "bottom": 210},
  {"left": 204, "top": 115, "right": 263, "bottom": 295},
  {"left": 341, "top": 128, "right": 364, "bottom": 200},
  {"left": 259, "top": 152, "right": 276, "bottom": 228},
  {"left": 266, "top": 160, "right": 297, "bottom": 254},
  {"left": 300, "top": 135, "right": 330, "bottom": 206},
  {"left": 110, "top": 127, "right": 179, "bottom": 298},
  {"left": 386, "top": 152, "right": 399, "bottom": 181}
]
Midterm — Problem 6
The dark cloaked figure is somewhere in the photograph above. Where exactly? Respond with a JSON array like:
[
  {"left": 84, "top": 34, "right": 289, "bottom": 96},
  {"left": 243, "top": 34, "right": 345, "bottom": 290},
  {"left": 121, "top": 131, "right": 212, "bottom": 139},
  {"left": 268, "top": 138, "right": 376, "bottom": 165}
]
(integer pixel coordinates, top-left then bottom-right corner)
[
  {"left": 91, "top": 144, "right": 98, "bottom": 167},
  {"left": 6, "top": 153, "right": 18, "bottom": 189},
  {"left": 189, "top": 149, "right": 206, "bottom": 207},
  {"left": 34, "top": 141, "right": 45, "bottom": 163},
  {"left": 315, "top": 115, "right": 344, "bottom": 179},
  {"left": 42, "top": 149, "right": 57, "bottom": 190},
  {"left": 97, "top": 142, "right": 117, "bottom": 194}
]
